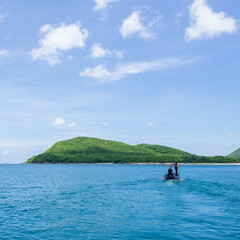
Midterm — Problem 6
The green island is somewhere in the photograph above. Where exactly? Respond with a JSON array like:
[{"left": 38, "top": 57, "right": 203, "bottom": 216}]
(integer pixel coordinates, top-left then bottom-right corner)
[
  {"left": 228, "top": 148, "right": 240, "bottom": 159},
  {"left": 26, "top": 137, "right": 240, "bottom": 164}
]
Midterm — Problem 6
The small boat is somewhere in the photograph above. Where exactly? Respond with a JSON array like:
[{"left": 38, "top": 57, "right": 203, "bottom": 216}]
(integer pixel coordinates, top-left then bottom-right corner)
[
  {"left": 163, "top": 173, "right": 179, "bottom": 180},
  {"left": 163, "top": 162, "right": 180, "bottom": 180}
]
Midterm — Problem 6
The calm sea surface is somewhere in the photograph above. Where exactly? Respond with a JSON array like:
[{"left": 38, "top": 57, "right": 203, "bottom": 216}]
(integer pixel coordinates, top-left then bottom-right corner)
[{"left": 0, "top": 164, "right": 239, "bottom": 239}]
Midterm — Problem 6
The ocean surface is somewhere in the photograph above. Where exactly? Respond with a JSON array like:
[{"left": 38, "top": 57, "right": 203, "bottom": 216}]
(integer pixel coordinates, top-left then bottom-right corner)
[{"left": 0, "top": 164, "right": 239, "bottom": 240}]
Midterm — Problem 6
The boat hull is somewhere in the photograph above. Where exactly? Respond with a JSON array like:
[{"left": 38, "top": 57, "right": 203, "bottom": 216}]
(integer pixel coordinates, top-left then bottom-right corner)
[{"left": 164, "top": 174, "right": 180, "bottom": 180}]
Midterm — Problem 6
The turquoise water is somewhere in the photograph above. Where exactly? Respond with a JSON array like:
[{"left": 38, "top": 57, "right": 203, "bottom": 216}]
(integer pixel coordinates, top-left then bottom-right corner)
[{"left": 0, "top": 165, "right": 239, "bottom": 239}]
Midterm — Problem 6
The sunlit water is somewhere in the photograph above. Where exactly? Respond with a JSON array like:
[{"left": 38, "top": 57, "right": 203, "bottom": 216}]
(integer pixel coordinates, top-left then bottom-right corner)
[{"left": 0, "top": 164, "right": 239, "bottom": 239}]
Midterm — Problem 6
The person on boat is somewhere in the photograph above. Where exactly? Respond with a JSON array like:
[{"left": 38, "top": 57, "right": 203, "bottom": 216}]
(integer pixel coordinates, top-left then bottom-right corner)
[
  {"left": 168, "top": 166, "right": 173, "bottom": 176},
  {"left": 175, "top": 163, "right": 178, "bottom": 176}
]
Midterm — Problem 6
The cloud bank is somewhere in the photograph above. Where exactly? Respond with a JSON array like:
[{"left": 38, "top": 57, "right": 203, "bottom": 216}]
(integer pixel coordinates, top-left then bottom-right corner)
[
  {"left": 185, "top": 0, "right": 237, "bottom": 40},
  {"left": 31, "top": 23, "right": 88, "bottom": 65},
  {"left": 79, "top": 58, "right": 197, "bottom": 82}
]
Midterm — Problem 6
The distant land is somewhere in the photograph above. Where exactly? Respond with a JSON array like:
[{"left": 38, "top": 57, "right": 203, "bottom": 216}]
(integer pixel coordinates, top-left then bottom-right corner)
[
  {"left": 26, "top": 137, "right": 240, "bottom": 164},
  {"left": 228, "top": 148, "right": 240, "bottom": 159}
]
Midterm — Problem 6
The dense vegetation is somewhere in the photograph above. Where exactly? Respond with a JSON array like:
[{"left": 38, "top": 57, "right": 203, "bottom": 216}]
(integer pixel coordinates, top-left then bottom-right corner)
[
  {"left": 26, "top": 137, "right": 239, "bottom": 164},
  {"left": 228, "top": 148, "right": 240, "bottom": 159}
]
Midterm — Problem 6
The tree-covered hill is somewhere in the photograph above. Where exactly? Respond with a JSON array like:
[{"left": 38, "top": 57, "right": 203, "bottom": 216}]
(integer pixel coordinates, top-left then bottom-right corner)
[
  {"left": 228, "top": 148, "right": 240, "bottom": 159},
  {"left": 26, "top": 137, "right": 239, "bottom": 164}
]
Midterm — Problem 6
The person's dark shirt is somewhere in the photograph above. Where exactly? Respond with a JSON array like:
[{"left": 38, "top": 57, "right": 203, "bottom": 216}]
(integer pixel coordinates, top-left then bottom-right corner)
[{"left": 168, "top": 168, "right": 173, "bottom": 175}]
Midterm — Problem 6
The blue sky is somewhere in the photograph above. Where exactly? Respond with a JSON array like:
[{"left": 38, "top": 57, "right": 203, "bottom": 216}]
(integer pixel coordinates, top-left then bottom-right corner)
[{"left": 0, "top": 0, "right": 240, "bottom": 163}]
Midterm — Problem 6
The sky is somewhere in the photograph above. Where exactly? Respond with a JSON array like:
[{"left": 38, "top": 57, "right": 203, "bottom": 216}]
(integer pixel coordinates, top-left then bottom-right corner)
[{"left": 0, "top": 0, "right": 240, "bottom": 163}]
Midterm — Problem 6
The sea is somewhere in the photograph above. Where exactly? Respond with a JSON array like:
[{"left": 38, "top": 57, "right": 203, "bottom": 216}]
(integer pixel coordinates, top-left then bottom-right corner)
[{"left": 0, "top": 164, "right": 239, "bottom": 240}]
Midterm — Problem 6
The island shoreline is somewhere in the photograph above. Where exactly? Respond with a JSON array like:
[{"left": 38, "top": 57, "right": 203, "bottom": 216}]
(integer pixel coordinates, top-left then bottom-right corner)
[{"left": 23, "top": 162, "right": 240, "bottom": 165}]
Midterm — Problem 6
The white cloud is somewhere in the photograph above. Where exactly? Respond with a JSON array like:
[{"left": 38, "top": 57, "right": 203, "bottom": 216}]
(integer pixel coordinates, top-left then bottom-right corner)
[
  {"left": 93, "top": 0, "right": 118, "bottom": 11},
  {"left": 90, "top": 43, "right": 107, "bottom": 58},
  {"left": 80, "top": 65, "right": 111, "bottom": 79},
  {"left": 30, "top": 23, "right": 88, "bottom": 65},
  {"left": 53, "top": 117, "right": 66, "bottom": 126},
  {"left": 53, "top": 118, "right": 76, "bottom": 127},
  {"left": 68, "top": 122, "right": 76, "bottom": 127},
  {"left": 79, "top": 58, "right": 197, "bottom": 82},
  {"left": 90, "top": 43, "right": 123, "bottom": 59},
  {"left": 185, "top": 0, "right": 237, "bottom": 40},
  {"left": 229, "top": 133, "right": 234, "bottom": 137},
  {"left": 0, "top": 49, "right": 10, "bottom": 57},
  {"left": 226, "top": 142, "right": 231, "bottom": 146},
  {"left": 2, "top": 150, "right": 9, "bottom": 156},
  {"left": 113, "top": 49, "right": 124, "bottom": 59},
  {"left": 119, "top": 10, "right": 153, "bottom": 39}
]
